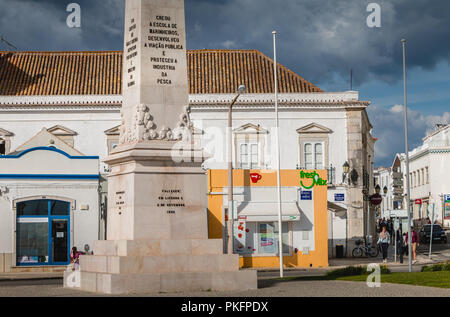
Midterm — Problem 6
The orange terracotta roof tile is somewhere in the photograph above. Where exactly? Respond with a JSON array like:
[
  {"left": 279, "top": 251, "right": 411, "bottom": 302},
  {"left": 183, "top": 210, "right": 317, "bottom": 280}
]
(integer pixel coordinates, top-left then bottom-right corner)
[{"left": 0, "top": 50, "right": 322, "bottom": 96}]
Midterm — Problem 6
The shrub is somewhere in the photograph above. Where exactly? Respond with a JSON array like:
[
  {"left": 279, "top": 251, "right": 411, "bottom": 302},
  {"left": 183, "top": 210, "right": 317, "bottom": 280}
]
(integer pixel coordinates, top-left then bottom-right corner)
[
  {"left": 326, "top": 266, "right": 366, "bottom": 279},
  {"left": 326, "top": 265, "right": 391, "bottom": 279},
  {"left": 380, "top": 265, "right": 391, "bottom": 274},
  {"left": 421, "top": 261, "right": 450, "bottom": 272}
]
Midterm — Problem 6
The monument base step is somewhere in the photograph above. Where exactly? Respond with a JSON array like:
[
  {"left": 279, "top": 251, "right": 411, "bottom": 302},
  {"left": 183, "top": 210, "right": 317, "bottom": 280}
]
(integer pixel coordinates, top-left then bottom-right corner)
[
  {"left": 64, "top": 270, "right": 258, "bottom": 295},
  {"left": 93, "top": 239, "right": 224, "bottom": 257},
  {"left": 79, "top": 253, "right": 240, "bottom": 274}
]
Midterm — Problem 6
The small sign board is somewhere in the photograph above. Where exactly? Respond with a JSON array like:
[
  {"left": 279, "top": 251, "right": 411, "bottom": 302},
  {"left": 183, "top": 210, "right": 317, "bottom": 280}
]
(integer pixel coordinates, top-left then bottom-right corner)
[
  {"left": 370, "top": 194, "right": 382, "bottom": 206},
  {"left": 445, "top": 194, "right": 450, "bottom": 202},
  {"left": 415, "top": 199, "right": 423, "bottom": 205},
  {"left": 301, "top": 191, "right": 312, "bottom": 200},
  {"left": 334, "top": 193, "right": 345, "bottom": 202}
]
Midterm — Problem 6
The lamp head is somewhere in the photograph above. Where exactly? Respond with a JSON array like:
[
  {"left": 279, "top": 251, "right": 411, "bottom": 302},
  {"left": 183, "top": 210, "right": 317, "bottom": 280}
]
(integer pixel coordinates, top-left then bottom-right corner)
[
  {"left": 383, "top": 186, "right": 388, "bottom": 195},
  {"left": 375, "top": 184, "right": 381, "bottom": 194},
  {"left": 238, "top": 85, "right": 246, "bottom": 94}
]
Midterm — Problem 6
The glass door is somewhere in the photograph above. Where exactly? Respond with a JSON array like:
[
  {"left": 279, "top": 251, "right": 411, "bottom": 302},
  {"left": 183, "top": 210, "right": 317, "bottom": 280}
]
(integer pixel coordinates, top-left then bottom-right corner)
[{"left": 51, "top": 219, "right": 68, "bottom": 263}]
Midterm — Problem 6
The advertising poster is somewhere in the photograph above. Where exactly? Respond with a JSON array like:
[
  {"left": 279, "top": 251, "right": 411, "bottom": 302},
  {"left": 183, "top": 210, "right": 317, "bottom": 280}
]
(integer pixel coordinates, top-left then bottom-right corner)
[{"left": 259, "top": 223, "right": 276, "bottom": 254}]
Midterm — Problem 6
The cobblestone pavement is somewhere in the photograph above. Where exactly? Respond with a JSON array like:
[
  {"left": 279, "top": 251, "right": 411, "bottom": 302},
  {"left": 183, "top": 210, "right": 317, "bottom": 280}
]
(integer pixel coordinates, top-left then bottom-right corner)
[{"left": 0, "top": 278, "right": 449, "bottom": 297}]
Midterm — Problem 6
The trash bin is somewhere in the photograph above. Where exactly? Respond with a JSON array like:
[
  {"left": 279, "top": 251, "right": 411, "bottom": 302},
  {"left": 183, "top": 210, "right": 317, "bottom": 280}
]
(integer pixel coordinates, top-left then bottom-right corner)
[{"left": 336, "top": 244, "right": 344, "bottom": 258}]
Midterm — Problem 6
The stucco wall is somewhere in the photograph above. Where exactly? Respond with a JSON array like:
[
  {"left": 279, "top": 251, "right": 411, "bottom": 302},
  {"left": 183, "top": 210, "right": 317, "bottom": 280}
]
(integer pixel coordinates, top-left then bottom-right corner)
[{"left": 0, "top": 109, "right": 121, "bottom": 173}]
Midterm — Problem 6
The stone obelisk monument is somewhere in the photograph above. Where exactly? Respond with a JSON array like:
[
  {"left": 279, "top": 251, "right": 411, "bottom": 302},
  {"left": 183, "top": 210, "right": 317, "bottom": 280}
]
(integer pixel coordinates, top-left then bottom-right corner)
[{"left": 64, "top": 0, "right": 257, "bottom": 294}]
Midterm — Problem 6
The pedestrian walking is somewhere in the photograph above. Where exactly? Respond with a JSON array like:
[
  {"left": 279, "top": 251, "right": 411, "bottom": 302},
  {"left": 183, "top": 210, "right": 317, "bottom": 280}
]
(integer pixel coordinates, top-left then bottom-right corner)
[
  {"left": 377, "top": 226, "right": 391, "bottom": 263},
  {"left": 396, "top": 225, "right": 403, "bottom": 263},
  {"left": 387, "top": 219, "right": 394, "bottom": 244},
  {"left": 405, "top": 227, "right": 420, "bottom": 263}
]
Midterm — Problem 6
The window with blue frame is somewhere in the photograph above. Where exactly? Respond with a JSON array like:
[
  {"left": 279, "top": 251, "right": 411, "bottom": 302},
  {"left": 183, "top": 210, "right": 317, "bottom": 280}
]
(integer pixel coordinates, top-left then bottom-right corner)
[{"left": 16, "top": 199, "right": 70, "bottom": 266}]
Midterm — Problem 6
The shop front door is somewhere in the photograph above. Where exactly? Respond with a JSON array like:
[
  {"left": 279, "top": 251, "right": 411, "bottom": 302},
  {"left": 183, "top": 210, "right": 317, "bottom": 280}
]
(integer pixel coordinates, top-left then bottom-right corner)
[
  {"left": 16, "top": 199, "right": 71, "bottom": 266},
  {"left": 52, "top": 220, "right": 68, "bottom": 263}
]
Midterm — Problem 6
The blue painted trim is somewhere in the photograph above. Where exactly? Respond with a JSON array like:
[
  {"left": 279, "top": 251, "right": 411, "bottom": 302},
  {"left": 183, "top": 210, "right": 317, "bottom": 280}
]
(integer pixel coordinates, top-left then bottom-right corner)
[
  {"left": 0, "top": 147, "right": 99, "bottom": 160},
  {"left": 0, "top": 174, "right": 99, "bottom": 180}
]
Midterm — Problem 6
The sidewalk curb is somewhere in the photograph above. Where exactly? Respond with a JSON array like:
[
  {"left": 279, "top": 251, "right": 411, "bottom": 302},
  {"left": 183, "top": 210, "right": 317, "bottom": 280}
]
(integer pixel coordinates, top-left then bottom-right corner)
[
  {"left": 0, "top": 277, "right": 63, "bottom": 283},
  {"left": 255, "top": 260, "right": 441, "bottom": 274}
]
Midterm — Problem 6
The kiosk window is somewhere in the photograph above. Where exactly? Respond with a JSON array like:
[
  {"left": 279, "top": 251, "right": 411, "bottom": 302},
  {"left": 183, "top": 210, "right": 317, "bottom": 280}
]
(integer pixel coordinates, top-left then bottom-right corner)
[{"left": 257, "top": 222, "right": 289, "bottom": 255}]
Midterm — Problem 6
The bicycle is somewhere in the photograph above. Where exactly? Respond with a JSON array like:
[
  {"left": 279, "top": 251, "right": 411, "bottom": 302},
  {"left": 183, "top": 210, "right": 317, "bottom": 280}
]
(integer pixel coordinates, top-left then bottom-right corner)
[{"left": 352, "top": 239, "right": 379, "bottom": 258}]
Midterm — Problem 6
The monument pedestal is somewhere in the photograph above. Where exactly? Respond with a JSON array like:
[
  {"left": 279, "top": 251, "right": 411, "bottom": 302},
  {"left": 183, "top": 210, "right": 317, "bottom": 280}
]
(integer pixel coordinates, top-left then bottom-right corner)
[
  {"left": 64, "top": 0, "right": 257, "bottom": 294},
  {"left": 64, "top": 143, "right": 257, "bottom": 294}
]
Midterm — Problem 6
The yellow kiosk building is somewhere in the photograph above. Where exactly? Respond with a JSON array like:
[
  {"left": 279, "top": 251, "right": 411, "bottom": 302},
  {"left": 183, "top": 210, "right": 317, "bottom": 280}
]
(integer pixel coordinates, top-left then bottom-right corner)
[{"left": 207, "top": 169, "right": 329, "bottom": 268}]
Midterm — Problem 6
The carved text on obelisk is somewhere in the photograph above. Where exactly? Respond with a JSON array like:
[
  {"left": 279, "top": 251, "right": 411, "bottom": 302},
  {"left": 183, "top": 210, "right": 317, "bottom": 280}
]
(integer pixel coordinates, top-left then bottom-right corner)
[
  {"left": 146, "top": 15, "right": 184, "bottom": 86},
  {"left": 125, "top": 18, "right": 138, "bottom": 88}
]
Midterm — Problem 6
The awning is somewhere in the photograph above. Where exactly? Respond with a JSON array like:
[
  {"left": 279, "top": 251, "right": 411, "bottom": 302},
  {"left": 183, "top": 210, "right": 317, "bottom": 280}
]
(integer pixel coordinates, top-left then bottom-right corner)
[
  {"left": 234, "top": 202, "right": 301, "bottom": 222},
  {"left": 328, "top": 201, "right": 347, "bottom": 217}
]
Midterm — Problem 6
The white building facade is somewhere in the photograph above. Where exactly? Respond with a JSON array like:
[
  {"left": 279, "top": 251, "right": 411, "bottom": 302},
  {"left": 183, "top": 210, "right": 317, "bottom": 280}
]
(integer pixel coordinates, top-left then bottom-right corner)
[
  {"left": 398, "top": 124, "right": 450, "bottom": 228},
  {"left": 0, "top": 128, "right": 100, "bottom": 272},
  {"left": 374, "top": 155, "right": 404, "bottom": 220},
  {"left": 0, "top": 50, "right": 376, "bottom": 270}
]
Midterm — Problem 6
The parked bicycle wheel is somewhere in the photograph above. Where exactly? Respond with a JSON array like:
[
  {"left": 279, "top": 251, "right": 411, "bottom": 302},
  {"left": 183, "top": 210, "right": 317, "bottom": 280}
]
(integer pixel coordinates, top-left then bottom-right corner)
[
  {"left": 352, "top": 247, "right": 363, "bottom": 258},
  {"left": 368, "top": 246, "right": 379, "bottom": 257}
]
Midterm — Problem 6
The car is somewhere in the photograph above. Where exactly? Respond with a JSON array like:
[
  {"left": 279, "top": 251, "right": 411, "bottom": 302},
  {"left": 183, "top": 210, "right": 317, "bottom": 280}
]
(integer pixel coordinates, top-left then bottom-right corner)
[{"left": 419, "top": 225, "right": 447, "bottom": 244}]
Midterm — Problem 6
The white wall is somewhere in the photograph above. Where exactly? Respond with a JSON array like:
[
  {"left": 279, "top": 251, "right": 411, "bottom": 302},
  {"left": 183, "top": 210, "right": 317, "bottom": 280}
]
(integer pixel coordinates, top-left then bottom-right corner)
[
  {"left": 0, "top": 109, "right": 121, "bottom": 172},
  {"left": 191, "top": 109, "right": 348, "bottom": 176},
  {"left": 0, "top": 197, "right": 13, "bottom": 253}
]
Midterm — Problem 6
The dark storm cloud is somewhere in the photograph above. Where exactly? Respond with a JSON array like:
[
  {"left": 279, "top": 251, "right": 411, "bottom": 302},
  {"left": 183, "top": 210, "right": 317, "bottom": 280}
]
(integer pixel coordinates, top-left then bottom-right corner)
[
  {"left": 1, "top": 0, "right": 449, "bottom": 87},
  {"left": 186, "top": 0, "right": 450, "bottom": 89},
  {"left": 0, "top": 0, "right": 124, "bottom": 51}
]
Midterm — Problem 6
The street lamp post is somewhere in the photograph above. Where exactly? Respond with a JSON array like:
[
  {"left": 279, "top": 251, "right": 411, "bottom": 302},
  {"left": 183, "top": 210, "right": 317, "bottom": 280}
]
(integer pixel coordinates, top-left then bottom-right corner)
[
  {"left": 227, "top": 85, "right": 246, "bottom": 255},
  {"left": 273, "top": 30, "right": 284, "bottom": 278},
  {"left": 402, "top": 39, "right": 412, "bottom": 273}
]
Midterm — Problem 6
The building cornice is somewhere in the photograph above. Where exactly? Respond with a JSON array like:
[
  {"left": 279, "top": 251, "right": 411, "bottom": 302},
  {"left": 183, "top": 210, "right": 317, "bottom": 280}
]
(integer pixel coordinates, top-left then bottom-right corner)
[
  {"left": 0, "top": 95, "right": 122, "bottom": 106},
  {"left": 0, "top": 92, "right": 370, "bottom": 111},
  {"left": 189, "top": 92, "right": 369, "bottom": 109},
  {"left": 400, "top": 147, "right": 450, "bottom": 162}
]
